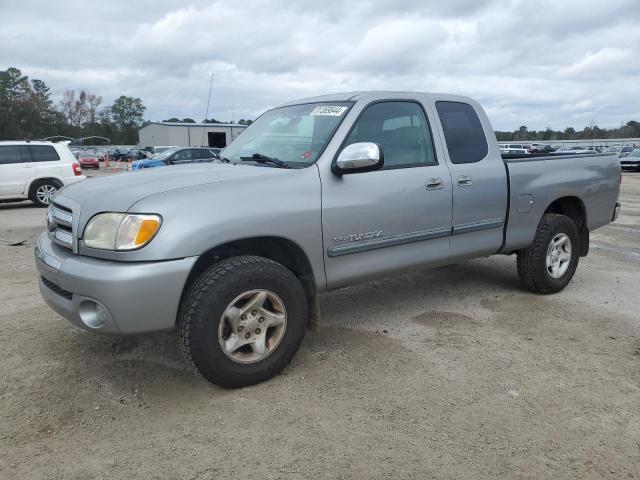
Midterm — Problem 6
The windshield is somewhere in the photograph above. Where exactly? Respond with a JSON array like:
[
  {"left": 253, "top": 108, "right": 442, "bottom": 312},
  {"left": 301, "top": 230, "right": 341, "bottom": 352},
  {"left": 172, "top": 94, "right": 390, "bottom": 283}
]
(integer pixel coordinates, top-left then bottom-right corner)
[
  {"left": 154, "top": 147, "right": 179, "bottom": 160},
  {"left": 221, "top": 102, "right": 352, "bottom": 167}
]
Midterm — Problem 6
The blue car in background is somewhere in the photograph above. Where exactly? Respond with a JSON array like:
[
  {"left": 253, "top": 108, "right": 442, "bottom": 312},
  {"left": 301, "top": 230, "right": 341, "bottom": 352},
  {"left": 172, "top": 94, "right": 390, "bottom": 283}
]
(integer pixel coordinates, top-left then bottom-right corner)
[{"left": 132, "top": 147, "right": 221, "bottom": 170}]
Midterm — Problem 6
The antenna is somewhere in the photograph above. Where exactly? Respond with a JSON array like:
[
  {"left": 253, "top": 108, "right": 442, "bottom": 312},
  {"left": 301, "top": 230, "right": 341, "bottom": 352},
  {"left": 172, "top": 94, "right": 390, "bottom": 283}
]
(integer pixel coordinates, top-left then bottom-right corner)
[{"left": 201, "top": 73, "right": 214, "bottom": 146}]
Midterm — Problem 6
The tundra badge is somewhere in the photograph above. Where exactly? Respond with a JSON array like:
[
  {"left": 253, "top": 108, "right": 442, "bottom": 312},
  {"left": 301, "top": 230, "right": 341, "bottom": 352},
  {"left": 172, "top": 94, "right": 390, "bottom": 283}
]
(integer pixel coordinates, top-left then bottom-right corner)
[{"left": 332, "top": 231, "right": 383, "bottom": 243}]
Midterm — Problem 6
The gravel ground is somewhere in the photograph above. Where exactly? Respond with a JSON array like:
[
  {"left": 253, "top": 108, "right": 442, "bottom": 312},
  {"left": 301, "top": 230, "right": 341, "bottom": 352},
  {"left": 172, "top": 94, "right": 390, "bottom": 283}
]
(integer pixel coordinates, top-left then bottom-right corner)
[{"left": 0, "top": 171, "right": 638, "bottom": 479}]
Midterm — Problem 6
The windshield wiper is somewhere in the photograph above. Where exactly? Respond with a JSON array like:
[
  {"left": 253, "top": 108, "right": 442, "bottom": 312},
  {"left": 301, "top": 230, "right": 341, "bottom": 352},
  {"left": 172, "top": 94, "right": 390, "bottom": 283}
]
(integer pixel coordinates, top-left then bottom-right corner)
[
  {"left": 239, "top": 153, "right": 290, "bottom": 169},
  {"left": 217, "top": 156, "right": 231, "bottom": 163}
]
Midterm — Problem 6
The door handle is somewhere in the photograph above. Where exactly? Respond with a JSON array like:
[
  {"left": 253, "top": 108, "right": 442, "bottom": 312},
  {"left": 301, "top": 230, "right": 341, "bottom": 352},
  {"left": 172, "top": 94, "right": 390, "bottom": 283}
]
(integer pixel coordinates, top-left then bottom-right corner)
[
  {"left": 457, "top": 175, "right": 472, "bottom": 187},
  {"left": 23, "top": 164, "right": 34, "bottom": 168},
  {"left": 425, "top": 177, "right": 444, "bottom": 190}
]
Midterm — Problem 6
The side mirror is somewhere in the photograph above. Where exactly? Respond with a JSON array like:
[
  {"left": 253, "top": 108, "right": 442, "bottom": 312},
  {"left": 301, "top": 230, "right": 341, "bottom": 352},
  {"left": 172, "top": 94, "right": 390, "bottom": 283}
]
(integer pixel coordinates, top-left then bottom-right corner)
[{"left": 333, "top": 142, "right": 383, "bottom": 175}]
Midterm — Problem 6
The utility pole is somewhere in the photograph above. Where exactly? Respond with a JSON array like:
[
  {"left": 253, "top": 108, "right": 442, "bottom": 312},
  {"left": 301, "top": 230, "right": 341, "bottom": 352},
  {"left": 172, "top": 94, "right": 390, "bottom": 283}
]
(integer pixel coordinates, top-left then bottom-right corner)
[{"left": 201, "top": 73, "right": 213, "bottom": 147}]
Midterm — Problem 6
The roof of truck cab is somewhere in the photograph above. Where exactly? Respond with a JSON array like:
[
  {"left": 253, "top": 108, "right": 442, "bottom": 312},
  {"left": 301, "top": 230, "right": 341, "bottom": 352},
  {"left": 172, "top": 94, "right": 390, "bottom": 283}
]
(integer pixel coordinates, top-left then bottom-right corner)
[{"left": 277, "top": 91, "right": 475, "bottom": 107}]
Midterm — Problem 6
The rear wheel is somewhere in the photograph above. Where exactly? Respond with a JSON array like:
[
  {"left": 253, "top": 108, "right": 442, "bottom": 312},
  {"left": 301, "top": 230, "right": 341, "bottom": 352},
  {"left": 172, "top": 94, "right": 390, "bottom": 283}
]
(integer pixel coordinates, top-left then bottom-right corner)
[
  {"left": 30, "top": 179, "right": 62, "bottom": 207},
  {"left": 517, "top": 213, "right": 580, "bottom": 294},
  {"left": 178, "top": 255, "right": 308, "bottom": 388}
]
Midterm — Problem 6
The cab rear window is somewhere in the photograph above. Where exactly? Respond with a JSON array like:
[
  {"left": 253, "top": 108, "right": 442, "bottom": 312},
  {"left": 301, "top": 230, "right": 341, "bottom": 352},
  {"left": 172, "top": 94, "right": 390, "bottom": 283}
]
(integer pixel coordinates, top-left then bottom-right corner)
[{"left": 435, "top": 101, "right": 488, "bottom": 164}]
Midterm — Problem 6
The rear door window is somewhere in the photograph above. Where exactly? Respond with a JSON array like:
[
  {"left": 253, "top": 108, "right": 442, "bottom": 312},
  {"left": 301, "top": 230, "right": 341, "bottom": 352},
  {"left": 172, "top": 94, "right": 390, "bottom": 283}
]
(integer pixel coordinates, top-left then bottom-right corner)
[
  {"left": 29, "top": 145, "right": 60, "bottom": 162},
  {"left": 435, "top": 101, "right": 488, "bottom": 164},
  {"left": 172, "top": 150, "right": 193, "bottom": 162},
  {"left": 193, "top": 149, "right": 206, "bottom": 161},
  {"left": 194, "top": 149, "right": 212, "bottom": 160},
  {"left": 0, "top": 145, "right": 31, "bottom": 164}
]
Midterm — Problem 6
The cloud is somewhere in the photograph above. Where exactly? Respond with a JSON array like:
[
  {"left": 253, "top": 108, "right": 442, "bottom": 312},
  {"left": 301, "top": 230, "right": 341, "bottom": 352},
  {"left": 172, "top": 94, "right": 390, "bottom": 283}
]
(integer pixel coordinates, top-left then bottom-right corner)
[
  {"left": 561, "top": 48, "right": 634, "bottom": 78},
  {"left": 1, "top": 0, "right": 639, "bottom": 129}
]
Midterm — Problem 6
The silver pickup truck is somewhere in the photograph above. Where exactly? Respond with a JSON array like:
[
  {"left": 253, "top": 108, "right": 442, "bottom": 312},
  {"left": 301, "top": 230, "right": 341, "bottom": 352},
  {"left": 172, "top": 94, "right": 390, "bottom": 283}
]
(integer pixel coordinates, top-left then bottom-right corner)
[{"left": 36, "top": 92, "right": 621, "bottom": 387}]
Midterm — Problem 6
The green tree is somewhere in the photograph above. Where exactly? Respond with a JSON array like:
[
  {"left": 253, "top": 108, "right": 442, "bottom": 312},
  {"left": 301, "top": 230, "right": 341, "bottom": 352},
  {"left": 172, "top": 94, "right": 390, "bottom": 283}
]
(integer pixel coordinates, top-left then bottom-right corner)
[
  {"left": 0, "top": 67, "right": 30, "bottom": 138},
  {"left": 514, "top": 125, "right": 528, "bottom": 140},
  {"left": 25, "top": 78, "right": 57, "bottom": 138},
  {"left": 163, "top": 117, "right": 181, "bottom": 122},
  {"left": 31, "top": 79, "right": 53, "bottom": 113},
  {"left": 563, "top": 127, "right": 576, "bottom": 139},
  {"left": 110, "top": 95, "right": 146, "bottom": 144},
  {"left": 623, "top": 121, "right": 640, "bottom": 138},
  {"left": 182, "top": 118, "right": 196, "bottom": 123}
]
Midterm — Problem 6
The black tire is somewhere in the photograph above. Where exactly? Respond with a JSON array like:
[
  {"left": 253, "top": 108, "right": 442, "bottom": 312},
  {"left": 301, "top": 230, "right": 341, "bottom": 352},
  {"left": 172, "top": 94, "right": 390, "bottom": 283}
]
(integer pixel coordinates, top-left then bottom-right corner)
[
  {"left": 178, "top": 255, "right": 308, "bottom": 388},
  {"left": 29, "top": 179, "right": 62, "bottom": 207},
  {"left": 516, "top": 213, "right": 580, "bottom": 294}
]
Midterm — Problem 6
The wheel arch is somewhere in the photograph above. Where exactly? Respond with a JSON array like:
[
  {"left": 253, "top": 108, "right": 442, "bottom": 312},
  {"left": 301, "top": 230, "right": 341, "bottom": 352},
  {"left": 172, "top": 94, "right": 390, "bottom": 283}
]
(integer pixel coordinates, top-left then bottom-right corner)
[
  {"left": 180, "top": 236, "right": 320, "bottom": 326},
  {"left": 543, "top": 196, "right": 589, "bottom": 256},
  {"left": 27, "top": 176, "right": 63, "bottom": 197}
]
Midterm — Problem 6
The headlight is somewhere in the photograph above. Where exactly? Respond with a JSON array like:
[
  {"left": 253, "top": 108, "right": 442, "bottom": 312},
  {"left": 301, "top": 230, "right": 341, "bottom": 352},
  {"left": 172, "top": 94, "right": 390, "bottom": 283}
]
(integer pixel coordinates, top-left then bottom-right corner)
[{"left": 83, "top": 213, "right": 161, "bottom": 251}]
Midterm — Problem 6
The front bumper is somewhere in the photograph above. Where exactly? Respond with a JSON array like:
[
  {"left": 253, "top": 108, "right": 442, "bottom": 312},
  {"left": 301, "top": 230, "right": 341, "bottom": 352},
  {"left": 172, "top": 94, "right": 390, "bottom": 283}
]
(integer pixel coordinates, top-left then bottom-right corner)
[
  {"left": 621, "top": 160, "right": 640, "bottom": 170},
  {"left": 35, "top": 232, "right": 197, "bottom": 334}
]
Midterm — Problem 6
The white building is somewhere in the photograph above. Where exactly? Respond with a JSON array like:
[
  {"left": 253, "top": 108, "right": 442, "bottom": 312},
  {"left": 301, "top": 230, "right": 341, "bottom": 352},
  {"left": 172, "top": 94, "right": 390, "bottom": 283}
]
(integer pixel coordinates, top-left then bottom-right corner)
[{"left": 139, "top": 122, "right": 247, "bottom": 149}]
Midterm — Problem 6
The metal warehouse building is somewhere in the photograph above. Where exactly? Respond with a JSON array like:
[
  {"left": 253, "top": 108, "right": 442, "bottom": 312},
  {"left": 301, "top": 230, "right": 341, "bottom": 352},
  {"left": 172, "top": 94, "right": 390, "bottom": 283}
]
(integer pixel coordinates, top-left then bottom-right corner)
[{"left": 138, "top": 122, "right": 247, "bottom": 149}]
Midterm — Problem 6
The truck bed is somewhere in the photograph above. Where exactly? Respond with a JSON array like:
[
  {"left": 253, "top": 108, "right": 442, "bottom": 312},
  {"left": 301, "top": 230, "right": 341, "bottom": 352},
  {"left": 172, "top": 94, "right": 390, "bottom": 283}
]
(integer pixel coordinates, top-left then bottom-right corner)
[{"left": 501, "top": 153, "right": 621, "bottom": 253}]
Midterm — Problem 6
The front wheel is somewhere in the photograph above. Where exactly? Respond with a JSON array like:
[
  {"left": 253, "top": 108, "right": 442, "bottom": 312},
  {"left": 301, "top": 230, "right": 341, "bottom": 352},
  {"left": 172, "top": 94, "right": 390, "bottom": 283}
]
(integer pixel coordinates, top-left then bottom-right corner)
[
  {"left": 517, "top": 213, "right": 580, "bottom": 294},
  {"left": 178, "top": 256, "right": 308, "bottom": 388}
]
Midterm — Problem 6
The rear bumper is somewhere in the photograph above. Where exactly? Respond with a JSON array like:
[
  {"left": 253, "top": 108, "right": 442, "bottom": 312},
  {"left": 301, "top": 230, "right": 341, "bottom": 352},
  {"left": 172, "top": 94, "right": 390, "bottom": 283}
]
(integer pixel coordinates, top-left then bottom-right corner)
[
  {"left": 612, "top": 202, "right": 621, "bottom": 222},
  {"left": 35, "top": 232, "right": 197, "bottom": 334},
  {"left": 621, "top": 160, "right": 640, "bottom": 170},
  {"left": 64, "top": 176, "right": 86, "bottom": 186}
]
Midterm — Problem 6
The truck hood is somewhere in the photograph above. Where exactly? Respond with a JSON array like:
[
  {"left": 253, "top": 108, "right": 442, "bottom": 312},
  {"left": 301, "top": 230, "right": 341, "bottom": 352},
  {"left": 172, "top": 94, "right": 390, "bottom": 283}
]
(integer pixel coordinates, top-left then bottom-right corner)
[{"left": 54, "top": 163, "right": 284, "bottom": 223}]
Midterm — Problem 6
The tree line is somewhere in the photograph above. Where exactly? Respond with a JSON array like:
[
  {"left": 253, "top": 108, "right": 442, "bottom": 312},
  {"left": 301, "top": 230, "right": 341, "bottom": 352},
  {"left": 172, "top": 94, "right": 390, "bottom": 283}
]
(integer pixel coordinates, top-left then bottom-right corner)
[
  {"left": 162, "top": 117, "right": 254, "bottom": 125},
  {"left": 0, "top": 67, "right": 146, "bottom": 144},
  {"left": 495, "top": 122, "right": 640, "bottom": 142}
]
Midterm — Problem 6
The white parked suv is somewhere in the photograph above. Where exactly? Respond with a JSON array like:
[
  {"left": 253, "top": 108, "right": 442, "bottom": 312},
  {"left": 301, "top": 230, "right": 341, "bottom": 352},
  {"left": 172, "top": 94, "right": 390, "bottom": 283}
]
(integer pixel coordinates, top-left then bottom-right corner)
[{"left": 0, "top": 141, "right": 85, "bottom": 207}]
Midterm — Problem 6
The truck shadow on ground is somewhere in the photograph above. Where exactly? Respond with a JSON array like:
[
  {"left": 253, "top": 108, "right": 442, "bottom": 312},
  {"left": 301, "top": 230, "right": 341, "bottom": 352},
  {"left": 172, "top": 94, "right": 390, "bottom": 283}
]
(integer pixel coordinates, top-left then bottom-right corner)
[{"left": 319, "top": 257, "right": 522, "bottom": 328}]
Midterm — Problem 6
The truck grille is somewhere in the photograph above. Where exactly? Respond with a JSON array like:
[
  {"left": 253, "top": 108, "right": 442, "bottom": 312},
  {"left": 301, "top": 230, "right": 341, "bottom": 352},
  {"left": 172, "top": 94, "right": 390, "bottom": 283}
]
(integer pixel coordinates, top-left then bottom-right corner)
[
  {"left": 47, "top": 203, "right": 74, "bottom": 251},
  {"left": 41, "top": 276, "right": 73, "bottom": 300}
]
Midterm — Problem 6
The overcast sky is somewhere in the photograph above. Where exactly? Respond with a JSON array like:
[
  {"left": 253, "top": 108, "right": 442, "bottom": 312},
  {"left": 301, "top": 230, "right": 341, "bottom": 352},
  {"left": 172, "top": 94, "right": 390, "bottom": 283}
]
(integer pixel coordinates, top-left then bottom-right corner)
[{"left": 1, "top": 0, "right": 639, "bottom": 130}]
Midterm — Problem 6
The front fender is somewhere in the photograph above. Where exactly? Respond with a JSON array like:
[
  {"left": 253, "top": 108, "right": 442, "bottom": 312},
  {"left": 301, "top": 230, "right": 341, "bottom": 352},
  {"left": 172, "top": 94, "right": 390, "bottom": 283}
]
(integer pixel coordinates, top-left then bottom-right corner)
[{"left": 76, "top": 165, "right": 327, "bottom": 287}]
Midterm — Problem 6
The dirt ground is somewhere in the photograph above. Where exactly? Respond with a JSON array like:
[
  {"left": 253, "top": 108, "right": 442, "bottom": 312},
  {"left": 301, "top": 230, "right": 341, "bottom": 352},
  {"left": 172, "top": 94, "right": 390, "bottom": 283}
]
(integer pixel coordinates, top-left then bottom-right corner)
[{"left": 1, "top": 171, "right": 639, "bottom": 479}]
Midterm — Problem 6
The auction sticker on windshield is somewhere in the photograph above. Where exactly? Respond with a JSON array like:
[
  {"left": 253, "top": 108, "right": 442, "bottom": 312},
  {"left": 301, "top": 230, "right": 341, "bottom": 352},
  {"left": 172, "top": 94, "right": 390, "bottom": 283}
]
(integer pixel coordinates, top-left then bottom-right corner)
[{"left": 310, "top": 105, "right": 348, "bottom": 116}]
